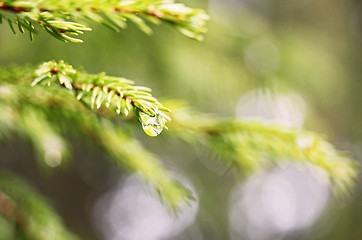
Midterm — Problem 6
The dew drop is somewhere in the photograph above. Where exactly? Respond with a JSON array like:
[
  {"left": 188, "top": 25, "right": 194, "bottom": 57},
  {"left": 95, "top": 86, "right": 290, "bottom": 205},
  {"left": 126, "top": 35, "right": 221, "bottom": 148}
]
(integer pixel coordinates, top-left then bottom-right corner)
[{"left": 139, "top": 111, "right": 165, "bottom": 137}]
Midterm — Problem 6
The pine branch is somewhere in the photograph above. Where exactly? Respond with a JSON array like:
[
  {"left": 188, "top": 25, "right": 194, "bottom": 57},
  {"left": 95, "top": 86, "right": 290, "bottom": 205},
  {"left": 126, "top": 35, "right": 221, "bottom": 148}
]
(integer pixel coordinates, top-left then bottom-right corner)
[
  {"left": 0, "top": 0, "right": 209, "bottom": 42},
  {"left": 0, "top": 171, "right": 80, "bottom": 240},
  {"left": 165, "top": 101, "right": 359, "bottom": 198},
  {"left": 33, "top": 60, "right": 170, "bottom": 137}
]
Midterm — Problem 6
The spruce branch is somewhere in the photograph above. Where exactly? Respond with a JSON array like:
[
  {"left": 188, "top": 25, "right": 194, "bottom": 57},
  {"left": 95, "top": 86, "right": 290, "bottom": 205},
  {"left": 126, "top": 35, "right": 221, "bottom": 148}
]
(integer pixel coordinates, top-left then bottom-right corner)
[
  {"left": 0, "top": 0, "right": 209, "bottom": 42},
  {"left": 0, "top": 64, "right": 359, "bottom": 208},
  {"left": 33, "top": 60, "right": 170, "bottom": 137},
  {"left": 165, "top": 102, "right": 359, "bottom": 198},
  {"left": 1, "top": 64, "right": 359, "bottom": 203}
]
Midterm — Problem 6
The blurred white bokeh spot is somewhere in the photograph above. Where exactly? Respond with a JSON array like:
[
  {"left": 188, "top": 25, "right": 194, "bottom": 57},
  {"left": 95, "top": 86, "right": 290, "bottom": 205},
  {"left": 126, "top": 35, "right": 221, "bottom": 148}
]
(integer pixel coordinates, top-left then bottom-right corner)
[
  {"left": 93, "top": 174, "right": 198, "bottom": 240},
  {"left": 236, "top": 89, "right": 306, "bottom": 128},
  {"left": 229, "top": 164, "right": 330, "bottom": 240}
]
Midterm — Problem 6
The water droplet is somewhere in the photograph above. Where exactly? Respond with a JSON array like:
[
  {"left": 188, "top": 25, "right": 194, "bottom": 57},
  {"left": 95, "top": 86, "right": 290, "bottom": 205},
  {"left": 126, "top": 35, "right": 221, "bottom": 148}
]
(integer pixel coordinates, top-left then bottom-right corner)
[{"left": 139, "top": 111, "right": 166, "bottom": 137}]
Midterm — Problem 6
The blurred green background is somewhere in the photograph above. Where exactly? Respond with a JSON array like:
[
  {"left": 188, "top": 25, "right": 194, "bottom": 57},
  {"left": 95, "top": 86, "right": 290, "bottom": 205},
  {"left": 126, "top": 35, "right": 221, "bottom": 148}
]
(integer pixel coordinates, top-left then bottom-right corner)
[{"left": 0, "top": 0, "right": 361, "bottom": 239}]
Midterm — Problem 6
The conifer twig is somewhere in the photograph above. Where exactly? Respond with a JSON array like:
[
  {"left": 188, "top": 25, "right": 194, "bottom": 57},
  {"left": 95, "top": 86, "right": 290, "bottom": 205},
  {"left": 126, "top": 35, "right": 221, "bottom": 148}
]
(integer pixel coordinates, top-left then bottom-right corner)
[{"left": 0, "top": 0, "right": 209, "bottom": 42}]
